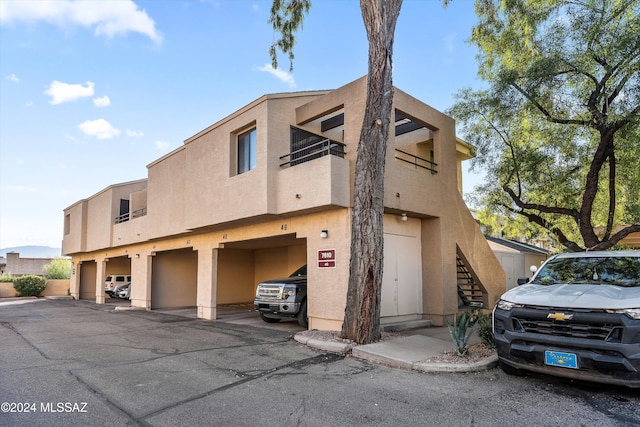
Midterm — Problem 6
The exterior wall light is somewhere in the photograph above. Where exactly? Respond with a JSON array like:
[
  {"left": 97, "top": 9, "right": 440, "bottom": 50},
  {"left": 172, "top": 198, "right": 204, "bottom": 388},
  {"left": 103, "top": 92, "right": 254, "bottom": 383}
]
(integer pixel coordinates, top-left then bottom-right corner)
[
  {"left": 401, "top": 213, "right": 408, "bottom": 222},
  {"left": 320, "top": 230, "right": 329, "bottom": 239}
]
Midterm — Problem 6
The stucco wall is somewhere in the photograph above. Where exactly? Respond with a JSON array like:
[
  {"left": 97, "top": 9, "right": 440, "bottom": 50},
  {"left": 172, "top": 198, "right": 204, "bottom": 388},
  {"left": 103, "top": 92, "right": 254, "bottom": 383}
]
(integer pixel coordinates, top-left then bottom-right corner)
[
  {"left": 2, "top": 253, "right": 52, "bottom": 276},
  {"left": 0, "top": 280, "right": 70, "bottom": 297},
  {"left": 216, "top": 248, "right": 255, "bottom": 305}
]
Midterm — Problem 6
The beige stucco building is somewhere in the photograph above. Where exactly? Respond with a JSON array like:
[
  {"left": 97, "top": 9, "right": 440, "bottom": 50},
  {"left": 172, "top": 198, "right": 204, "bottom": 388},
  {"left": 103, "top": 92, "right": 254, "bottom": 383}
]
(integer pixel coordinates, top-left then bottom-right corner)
[{"left": 62, "top": 77, "right": 506, "bottom": 330}]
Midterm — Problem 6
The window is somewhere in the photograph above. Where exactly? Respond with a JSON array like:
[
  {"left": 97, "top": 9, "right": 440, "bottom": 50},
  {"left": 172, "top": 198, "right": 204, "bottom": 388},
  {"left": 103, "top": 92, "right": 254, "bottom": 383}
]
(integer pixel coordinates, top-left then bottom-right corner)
[
  {"left": 237, "top": 128, "right": 256, "bottom": 174},
  {"left": 64, "top": 214, "right": 70, "bottom": 235}
]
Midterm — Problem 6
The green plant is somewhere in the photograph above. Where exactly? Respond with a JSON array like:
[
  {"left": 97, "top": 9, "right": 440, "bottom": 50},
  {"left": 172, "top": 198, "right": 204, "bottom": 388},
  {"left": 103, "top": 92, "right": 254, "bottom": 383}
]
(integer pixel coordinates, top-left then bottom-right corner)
[
  {"left": 43, "top": 258, "right": 71, "bottom": 279},
  {"left": 0, "top": 273, "right": 17, "bottom": 283},
  {"left": 474, "top": 311, "right": 495, "bottom": 349},
  {"left": 13, "top": 275, "right": 46, "bottom": 297},
  {"left": 446, "top": 311, "right": 479, "bottom": 356}
]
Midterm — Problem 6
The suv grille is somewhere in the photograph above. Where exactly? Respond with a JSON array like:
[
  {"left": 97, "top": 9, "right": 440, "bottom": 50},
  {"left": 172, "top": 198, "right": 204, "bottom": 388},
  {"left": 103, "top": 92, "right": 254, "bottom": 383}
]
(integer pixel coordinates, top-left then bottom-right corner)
[
  {"left": 513, "top": 308, "right": 623, "bottom": 341},
  {"left": 517, "top": 318, "right": 618, "bottom": 340}
]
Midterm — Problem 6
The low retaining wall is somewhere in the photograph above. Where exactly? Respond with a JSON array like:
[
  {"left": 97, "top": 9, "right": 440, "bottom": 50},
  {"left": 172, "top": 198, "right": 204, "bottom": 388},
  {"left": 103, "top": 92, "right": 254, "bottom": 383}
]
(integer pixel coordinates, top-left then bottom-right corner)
[{"left": 0, "top": 279, "right": 70, "bottom": 298}]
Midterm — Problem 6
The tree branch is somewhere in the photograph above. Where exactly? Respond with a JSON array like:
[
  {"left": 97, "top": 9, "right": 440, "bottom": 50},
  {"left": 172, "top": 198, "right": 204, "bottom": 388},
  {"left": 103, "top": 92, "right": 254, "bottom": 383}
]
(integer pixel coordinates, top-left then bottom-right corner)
[
  {"left": 503, "top": 185, "right": 580, "bottom": 220},
  {"left": 501, "top": 203, "right": 583, "bottom": 252},
  {"left": 509, "top": 82, "right": 591, "bottom": 126}
]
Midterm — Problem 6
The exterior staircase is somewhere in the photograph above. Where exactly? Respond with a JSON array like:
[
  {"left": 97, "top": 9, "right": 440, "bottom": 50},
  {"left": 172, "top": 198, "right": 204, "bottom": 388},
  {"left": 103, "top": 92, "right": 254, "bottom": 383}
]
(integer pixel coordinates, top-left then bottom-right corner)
[{"left": 456, "top": 255, "right": 485, "bottom": 308}]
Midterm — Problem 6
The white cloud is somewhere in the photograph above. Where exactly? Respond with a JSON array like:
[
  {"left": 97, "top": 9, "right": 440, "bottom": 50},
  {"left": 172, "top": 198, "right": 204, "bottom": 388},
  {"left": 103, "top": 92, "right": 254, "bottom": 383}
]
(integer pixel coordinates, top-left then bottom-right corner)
[
  {"left": 257, "top": 64, "right": 295, "bottom": 88},
  {"left": 45, "top": 80, "right": 95, "bottom": 105},
  {"left": 93, "top": 95, "right": 111, "bottom": 107},
  {"left": 155, "top": 140, "right": 170, "bottom": 151},
  {"left": 443, "top": 33, "right": 456, "bottom": 53},
  {"left": 64, "top": 133, "right": 80, "bottom": 143},
  {"left": 126, "top": 129, "right": 143, "bottom": 137},
  {"left": 24, "top": 101, "right": 33, "bottom": 107},
  {"left": 5, "top": 73, "right": 20, "bottom": 82},
  {"left": 78, "top": 118, "right": 120, "bottom": 139},
  {"left": 7, "top": 185, "right": 36, "bottom": 193},
  {"left": 0, "top": 0, "right": 162, "bottom": 44},
  {"left": 199, "top": 0, "right": 221, "bottom": 7}
]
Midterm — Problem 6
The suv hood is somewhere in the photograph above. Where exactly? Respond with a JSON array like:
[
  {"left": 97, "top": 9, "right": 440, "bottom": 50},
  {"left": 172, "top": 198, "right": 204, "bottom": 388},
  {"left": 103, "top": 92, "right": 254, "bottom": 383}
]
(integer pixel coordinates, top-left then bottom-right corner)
[
  {"left": 259, "top": 276, "right": 307, "bottom": 286},
  {"left": 503, "top": 283, "right": 640, "bottom": 309}
]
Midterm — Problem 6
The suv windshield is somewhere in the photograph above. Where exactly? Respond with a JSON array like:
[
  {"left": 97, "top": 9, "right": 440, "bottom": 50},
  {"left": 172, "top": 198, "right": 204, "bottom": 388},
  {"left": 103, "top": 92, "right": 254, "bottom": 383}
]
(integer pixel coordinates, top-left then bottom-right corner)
[
  {"left": 290, "top": 265, "right": 307, "bottom": 277},
  {"left": 531, "top": 256, "right": 640, "bottom": 287}
]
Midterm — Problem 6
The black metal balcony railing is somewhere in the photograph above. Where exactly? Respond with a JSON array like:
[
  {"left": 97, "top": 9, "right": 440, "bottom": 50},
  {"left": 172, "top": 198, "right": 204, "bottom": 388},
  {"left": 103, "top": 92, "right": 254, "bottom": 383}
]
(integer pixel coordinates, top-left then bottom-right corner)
[
  {"left": 280, "top": 138, "right": 346, "bottom": 167},
  {"left": 132, "top": 207, "right": 147, "bottom": 218},
  {"left": 114, "top": 208, "right": 147, "bottom": 224},
  {"left": 394, "top": 148, "right": 437, "bottom": 174}
]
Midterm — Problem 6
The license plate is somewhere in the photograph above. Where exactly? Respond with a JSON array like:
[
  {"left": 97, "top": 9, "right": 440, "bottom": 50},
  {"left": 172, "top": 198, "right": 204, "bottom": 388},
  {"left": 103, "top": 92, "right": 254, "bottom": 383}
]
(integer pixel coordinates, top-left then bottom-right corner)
[{"left": 545, "top": 351, "right": 578, "bottom": 369}]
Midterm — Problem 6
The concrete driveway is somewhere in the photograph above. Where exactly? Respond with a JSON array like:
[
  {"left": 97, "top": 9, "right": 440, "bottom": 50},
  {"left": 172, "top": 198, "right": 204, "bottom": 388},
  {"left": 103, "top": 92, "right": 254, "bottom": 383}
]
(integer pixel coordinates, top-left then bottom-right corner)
[{"left": 1, "top": 298, "right": 639, "bottom": 427}]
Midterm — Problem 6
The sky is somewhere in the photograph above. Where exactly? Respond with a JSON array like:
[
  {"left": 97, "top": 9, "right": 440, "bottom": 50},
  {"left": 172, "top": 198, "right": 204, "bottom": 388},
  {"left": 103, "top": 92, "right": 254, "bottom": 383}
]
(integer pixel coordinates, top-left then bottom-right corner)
[{"left": 0, "top": 0, "right": 487, "bottom": 249}]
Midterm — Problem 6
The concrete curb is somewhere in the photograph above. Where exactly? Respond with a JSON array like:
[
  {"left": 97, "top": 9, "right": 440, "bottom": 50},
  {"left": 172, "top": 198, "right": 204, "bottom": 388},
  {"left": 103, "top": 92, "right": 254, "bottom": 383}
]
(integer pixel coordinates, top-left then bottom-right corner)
[
  {"left": 294, "top": 333, "right": 353, "bottom": 354},
  {"left": 414, "top": 355, "right": 498, "bottom": 373},
  {"left": 352, "top": 346, "right": 414, "bottom": 370},
  {"left": 44, "top": 295, "right": 74, "bottom": 300},
  {"left": 0, "top": 296, "right": 38, "bottom": 301},
  {"left": 295, "top": 332, "right": 498, "bottom": 373},
  {"left": 114, "top": 306, "right": 148, "bottom": 311}
]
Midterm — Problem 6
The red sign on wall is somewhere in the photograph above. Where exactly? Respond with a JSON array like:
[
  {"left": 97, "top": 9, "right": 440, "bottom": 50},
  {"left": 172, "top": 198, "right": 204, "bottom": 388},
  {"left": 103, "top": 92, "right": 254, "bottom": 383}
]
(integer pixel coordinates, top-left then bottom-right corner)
[{"left": 318, "top": 249, "right": 336, "bottom": 268}]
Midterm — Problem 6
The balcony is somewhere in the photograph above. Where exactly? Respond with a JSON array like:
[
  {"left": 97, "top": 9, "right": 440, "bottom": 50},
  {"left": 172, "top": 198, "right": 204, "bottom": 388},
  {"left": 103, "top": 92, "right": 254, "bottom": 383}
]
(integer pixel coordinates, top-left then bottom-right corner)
[
  {"left": 280, "top": 127, "right": 346, "bottom": 168},
  {"left": 114, "top": 207, "right": 148, "bottom": 224},
  {"left": 394, "top": 148, "right": 437, "bottom": 174}
]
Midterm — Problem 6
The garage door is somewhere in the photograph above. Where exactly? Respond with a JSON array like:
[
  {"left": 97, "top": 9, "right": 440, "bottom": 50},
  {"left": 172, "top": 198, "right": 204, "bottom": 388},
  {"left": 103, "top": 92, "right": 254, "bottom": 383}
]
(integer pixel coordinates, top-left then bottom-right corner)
[{"left": 381, "top": 233, "right": 421, "bottom": 317}]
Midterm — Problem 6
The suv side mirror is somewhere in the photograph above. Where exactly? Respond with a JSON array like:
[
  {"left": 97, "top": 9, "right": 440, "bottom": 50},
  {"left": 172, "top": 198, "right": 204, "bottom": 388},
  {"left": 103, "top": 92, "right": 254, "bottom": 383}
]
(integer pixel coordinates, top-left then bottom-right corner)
[{"left": 517, "top": 277, "right": 530, "bottom": 286}]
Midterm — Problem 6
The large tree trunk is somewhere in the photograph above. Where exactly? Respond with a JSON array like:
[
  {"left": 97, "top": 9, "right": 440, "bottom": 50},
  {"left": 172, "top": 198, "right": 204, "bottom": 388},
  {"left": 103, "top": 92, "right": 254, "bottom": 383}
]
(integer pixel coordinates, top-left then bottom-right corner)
[{"left": 341, "top": 0, "right": 402, "bottom": 344}]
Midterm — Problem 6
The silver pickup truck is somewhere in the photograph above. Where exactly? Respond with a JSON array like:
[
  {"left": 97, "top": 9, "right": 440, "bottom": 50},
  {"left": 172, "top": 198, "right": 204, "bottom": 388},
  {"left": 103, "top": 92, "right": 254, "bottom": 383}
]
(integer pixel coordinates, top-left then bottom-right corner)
[{"left": 254, "top": 265, "right": 308, "bottom": 328}]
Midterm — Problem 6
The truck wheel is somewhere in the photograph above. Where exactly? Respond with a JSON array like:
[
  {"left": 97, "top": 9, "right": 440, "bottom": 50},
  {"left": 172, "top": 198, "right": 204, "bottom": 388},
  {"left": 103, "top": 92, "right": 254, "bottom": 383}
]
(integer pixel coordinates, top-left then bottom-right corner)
[
  {"left": 297, "top": 301, "right": 308, "bottom": 328},
  {"left": 259, "top": 313, "right": 281, "bottom": 323}
]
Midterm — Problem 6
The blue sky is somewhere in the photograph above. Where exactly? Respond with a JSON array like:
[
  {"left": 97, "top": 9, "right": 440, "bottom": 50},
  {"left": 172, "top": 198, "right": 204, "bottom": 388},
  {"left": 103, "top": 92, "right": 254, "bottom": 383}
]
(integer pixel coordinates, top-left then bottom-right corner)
[{"left": 0, "top": 0, "right": 485, "bottom": 249}]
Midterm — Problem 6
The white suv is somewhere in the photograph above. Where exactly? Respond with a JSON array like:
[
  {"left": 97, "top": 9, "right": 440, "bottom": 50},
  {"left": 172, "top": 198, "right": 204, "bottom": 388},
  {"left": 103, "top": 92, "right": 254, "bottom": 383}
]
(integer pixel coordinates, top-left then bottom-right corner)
[{"left": 104, "top": 274, "right": 131, "bottom": 297}]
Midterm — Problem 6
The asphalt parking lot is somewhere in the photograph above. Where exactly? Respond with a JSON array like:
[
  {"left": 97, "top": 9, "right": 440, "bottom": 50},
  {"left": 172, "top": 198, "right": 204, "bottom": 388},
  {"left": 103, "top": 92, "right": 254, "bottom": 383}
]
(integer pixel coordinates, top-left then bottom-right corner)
[{"left": 1, "top": 298, "right": 639, "bottom": 427}]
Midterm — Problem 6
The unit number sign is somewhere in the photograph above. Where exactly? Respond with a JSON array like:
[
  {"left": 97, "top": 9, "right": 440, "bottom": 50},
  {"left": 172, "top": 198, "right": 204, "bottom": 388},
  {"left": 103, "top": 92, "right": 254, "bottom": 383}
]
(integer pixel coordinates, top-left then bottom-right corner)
[{"left": 318, "top": 249, "right": 336, "bottom": 268}]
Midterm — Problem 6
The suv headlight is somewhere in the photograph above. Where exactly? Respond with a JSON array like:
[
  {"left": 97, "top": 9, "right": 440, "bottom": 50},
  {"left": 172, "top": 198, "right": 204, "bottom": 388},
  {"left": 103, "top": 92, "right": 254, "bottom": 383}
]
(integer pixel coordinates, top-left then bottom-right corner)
[
  {"left": 496, "top": 300, "right": 522, "bottom": 311},
  {"left": 606, "top": 308, "right": 640, "bottom": 320},
  {"left": 283, "top": 285, "right": 297, "bottom": 298}
]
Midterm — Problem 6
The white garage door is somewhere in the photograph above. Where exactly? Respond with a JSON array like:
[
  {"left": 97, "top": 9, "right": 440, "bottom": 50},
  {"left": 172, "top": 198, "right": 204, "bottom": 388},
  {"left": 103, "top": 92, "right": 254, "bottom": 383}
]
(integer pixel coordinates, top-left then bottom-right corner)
[{"left": 381, "top": 233, "right": 421, "bottom": 317}]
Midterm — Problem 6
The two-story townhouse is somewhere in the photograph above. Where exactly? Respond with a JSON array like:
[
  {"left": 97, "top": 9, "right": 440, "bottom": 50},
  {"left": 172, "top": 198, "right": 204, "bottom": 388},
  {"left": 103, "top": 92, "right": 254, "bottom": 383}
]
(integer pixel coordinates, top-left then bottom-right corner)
[{"left": 62, "top": 76, "right": 505, "bottom": 330}]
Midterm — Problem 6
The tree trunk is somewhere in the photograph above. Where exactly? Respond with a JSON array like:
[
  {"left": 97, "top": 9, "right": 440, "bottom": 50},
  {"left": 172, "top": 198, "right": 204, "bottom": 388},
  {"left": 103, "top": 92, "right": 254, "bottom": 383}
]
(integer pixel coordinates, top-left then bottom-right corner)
[{"left": 341, "top": 0, "right": 402, "bottom": 344}]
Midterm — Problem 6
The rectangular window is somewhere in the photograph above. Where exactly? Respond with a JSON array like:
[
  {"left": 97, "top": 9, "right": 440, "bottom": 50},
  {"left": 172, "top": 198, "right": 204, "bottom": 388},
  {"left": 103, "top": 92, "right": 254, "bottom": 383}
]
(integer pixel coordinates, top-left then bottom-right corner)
[
  {"left": 237, "top": 128, "right": 256, "bottom": 174},
  {"left": 64, "top": 214, "right": 71, "bottom": 235}
]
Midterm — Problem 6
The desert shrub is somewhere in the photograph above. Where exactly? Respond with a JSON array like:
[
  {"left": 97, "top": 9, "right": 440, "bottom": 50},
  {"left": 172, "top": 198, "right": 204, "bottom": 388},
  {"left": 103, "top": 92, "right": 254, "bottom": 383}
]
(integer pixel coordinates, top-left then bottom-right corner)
[
  {"left": 13, "top": 275, "right": 46, "bottom": 297},
  {"left": 465, "top": 307, "right": 495, "bottom": 349},
  {"left": 43, "top": 258, "right": 71, "bottom": 279},
  {"left": 446, "top": 311, "right": 479, "bottom": 356},
  {"left": 0, "top": 273, "right": 17, "bottom": 283},
  {"left": 475, "top": 311, "right": 495, "bottom": 348}
]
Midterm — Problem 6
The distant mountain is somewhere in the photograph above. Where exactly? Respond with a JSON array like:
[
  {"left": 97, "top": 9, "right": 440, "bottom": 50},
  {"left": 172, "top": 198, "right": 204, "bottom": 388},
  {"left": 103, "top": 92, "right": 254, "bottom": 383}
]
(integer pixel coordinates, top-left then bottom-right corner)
[{"left": 0, "top": 246, "right": 62, "bottom": 258}]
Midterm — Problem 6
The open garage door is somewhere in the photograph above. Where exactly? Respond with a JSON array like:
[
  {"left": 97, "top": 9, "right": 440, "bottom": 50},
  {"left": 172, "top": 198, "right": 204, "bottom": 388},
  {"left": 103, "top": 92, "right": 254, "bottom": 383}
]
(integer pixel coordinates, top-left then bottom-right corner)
[
  {"left": 218, "top": 234, "right": 306, "bottom": 312},
  {"left": 151, "top": 248, "right": 198, "bottom": 309},
  {"left": 104, "top": 255, "right": 132, "bottom": 299}
]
